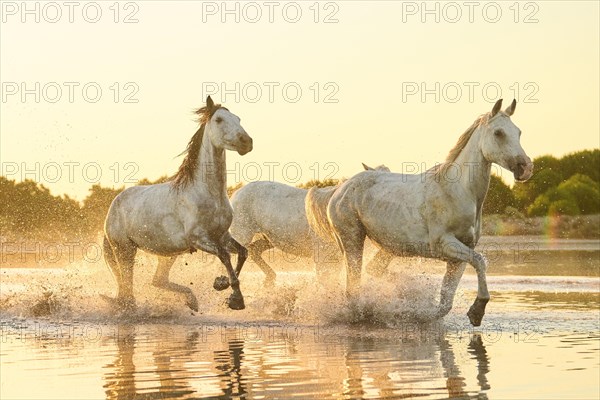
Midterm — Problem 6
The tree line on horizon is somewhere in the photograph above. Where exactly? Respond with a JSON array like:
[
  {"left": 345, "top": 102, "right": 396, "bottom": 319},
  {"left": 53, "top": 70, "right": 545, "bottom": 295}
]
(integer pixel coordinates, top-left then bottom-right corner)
[{"left": 1, "top": 149, "right": 598, "bottom": 243}]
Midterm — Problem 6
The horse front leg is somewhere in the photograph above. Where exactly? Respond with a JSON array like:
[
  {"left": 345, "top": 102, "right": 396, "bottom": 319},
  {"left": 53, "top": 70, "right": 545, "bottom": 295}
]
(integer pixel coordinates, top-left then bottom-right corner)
[
  {"left": 436, "top": 261, "right": 467, "bottom": 318},
  {"left": 190, "top": 236, "right": 245, "bottom": 311},
  {"left": 214, "top": 234, "right": 252, "bottom": 289},
  {"left": 437, "top": 235, "right": 489, "bottom": 326},
  {"left": 215, "top": 246, "right": 245, "bottom": 310},
  {"left": 225, "top": 234, "right": 248, "bottom": 277}
]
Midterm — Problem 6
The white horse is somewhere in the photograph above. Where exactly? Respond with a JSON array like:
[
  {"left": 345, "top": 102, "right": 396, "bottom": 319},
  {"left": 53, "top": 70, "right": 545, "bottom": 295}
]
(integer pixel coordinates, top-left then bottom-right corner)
[
  {"left": 103, "top": 96, "right": 253, "bottom": 311},
  {"left": 326, "top": 100, "right": 533, "bottom": 326},
  {"left": 229, "top": 164, "right": 389, "bottom": 285},
  {"left": 305, "top": 164, "right": 394, "bottom": 278}
]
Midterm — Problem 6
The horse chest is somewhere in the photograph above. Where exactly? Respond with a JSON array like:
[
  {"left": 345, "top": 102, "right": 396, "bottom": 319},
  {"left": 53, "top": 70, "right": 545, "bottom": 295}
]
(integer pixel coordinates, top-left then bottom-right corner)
[
  {"left": 186, "top": 198, "right": 233, "bottom": 233},
  {"left": 206, "top": 202, "right": 232, "bottom": 225}
]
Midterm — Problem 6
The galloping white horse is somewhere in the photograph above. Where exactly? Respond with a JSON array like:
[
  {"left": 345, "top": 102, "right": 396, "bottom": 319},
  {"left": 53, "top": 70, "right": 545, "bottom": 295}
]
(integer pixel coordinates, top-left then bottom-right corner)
[
  {"left": 103, "top": 96, "right": 253, "bottom": 311},
  {"left": 305, "top": 164, "right": 394, "bottom": 277},
  {"left": 326, "top": 100, "right": 533, "bottom": 326},
  {"left": 230, "top": 164, "right": 389, "bottom": 284}
]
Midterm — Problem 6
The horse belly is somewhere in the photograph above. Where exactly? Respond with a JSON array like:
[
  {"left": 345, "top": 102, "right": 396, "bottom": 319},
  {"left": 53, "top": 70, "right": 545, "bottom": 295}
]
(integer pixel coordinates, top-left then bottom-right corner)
[
  {"left": 262, "top": 221, "right": 314, "bottom": 257},
  {"left": 366, "top": 219, "right": 430, "bottom": 257},
  {"left": 362, "top": 191, "right": 430, "bottom": 257},
  {"left": 255, "top": 195, "right": 314, "bottom": 257},
  {"left": 129, "top": 214, "right": 189, "bottom": 255}
]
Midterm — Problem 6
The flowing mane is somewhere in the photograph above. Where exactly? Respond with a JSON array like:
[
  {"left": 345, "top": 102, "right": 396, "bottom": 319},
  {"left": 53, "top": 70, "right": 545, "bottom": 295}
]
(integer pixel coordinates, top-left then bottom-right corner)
[
  {"left": 432, "top": 112, "right": 491, "bottom": 176},
  {"left": 171, "top": 103, "right": 227, "bottom": 189}
]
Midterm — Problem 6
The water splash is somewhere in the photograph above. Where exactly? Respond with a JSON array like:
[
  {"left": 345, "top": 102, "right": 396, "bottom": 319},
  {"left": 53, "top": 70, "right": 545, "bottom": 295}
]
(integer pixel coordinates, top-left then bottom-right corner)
[{"left": 1, "top": 254, "right": 450, "bottom": 328}]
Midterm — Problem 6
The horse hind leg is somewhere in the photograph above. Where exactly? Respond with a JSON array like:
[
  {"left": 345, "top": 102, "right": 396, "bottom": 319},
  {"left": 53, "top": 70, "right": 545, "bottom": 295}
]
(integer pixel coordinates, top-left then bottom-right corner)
[
  {"left": 103, "top": 236, "right": 137, "bottom": 310},
  {"left": 365, "top": 250, "right": 394, "bottom": 278},
  {"left": 152, "top": 256, "right": 198, "bottom": 312},
  {"left": 329, "top": 218, "right": 367, "bottom": 299},
  {"left": 103, "top": 236, "right": 120, "bottom": 285},
  {"left": 245, "top": 237, "right": 276, "bottom": 286}
]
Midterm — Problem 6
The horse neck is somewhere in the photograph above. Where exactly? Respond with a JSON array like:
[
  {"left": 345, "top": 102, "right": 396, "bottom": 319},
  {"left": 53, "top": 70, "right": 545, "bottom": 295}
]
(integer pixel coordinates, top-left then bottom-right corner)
[
  {"left": 448, "top": 128, "right": 492, "bottom": 206},
  {"left": 195, "top": 127, "right": 228, "bottom": 198}
]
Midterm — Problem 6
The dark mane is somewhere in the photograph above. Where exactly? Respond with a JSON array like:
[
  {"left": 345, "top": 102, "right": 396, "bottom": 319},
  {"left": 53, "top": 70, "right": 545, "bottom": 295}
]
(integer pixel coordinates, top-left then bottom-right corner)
[
  {"left": 171, "top": 103, "right": 227, "bottom": 190},
  {"left": 432, "top": 112, "right": 491, "bottom": 177}
]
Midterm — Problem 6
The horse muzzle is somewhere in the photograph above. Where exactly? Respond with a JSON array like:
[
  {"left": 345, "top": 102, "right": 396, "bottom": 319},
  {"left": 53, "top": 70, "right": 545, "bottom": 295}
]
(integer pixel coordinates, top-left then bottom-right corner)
[
  {"left": 236, "top": 135, "right": 253, "bottom": 155},
  {"left": 513, "top": 159, "right": 534, "bottom": 182}
]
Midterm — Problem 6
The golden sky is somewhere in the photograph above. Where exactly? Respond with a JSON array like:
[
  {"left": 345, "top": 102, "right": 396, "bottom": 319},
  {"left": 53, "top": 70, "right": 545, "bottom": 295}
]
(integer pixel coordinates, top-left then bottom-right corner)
[{"left": 1, "top": 1, "right": 599, "bottom": 199}]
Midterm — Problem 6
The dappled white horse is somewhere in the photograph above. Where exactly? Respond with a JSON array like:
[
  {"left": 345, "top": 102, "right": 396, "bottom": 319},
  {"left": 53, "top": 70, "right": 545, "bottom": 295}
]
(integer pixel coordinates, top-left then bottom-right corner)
[
  {"left": 103, "top": 96, "right": 253, "bottom": 311},
  {"left": 327, "top": 100, "right": 533, "bottom": 326},
  {"left": 305, "top": 164, "right": 394, "bottom": 277},
  {"left": 230, "top": 164, "right": 389, "bottom": 284}
]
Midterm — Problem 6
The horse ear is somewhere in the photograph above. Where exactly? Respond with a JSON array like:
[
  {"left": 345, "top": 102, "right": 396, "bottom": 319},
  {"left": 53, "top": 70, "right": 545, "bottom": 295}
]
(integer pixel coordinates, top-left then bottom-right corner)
[
  {"left": 491, "top": 99, "right": 503, "bottom": 117},
  {"left": 206, "top": 95, "right": 215, "bottom": 110},
  {"left": 505, "top": 99, "right": 517, "bottom": 116},
  {"left": 362, "top": 162, "right": 373, "bottom": 171}
]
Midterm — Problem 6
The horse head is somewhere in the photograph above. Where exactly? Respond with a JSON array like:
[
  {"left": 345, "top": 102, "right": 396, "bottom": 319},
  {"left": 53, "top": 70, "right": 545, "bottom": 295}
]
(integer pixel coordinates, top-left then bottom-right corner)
[
  {"left": 479, "top": 99, "right": 533, "bottom": 182},
  {"left": 202, "top": 96, "right": 253, "bottom": 155}
]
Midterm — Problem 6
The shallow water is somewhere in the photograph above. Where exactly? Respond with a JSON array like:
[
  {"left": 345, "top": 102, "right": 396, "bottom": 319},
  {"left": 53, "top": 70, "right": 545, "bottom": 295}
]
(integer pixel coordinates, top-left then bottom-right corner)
[{"left": 1, "top": 237, "right": 599, "bottom": 399}]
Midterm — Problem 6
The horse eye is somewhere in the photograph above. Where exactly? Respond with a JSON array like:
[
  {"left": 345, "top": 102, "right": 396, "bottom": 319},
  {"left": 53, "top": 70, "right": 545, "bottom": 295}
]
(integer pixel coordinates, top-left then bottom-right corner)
[
  {"left": 215, "top": 117, "right": 223, "bottom": 123},
  {"left": 494, "top": 130, "right": 504, "bottom": 138}
]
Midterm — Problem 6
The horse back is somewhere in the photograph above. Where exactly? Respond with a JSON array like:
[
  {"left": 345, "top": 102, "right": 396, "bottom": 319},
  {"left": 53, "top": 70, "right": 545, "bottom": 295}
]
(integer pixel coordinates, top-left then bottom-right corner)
[
  {"left": 230, "top": 181, "right": 311, "bottom": 248},
  {"left": 328, "top": 171, "right": 432, "bottom": 256}
]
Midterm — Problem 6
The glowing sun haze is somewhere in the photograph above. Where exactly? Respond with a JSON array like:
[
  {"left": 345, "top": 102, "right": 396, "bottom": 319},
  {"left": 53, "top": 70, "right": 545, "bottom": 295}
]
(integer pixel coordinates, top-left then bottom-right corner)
[{"left": 1, "top": 1, "right": 598, "bottom": 199}]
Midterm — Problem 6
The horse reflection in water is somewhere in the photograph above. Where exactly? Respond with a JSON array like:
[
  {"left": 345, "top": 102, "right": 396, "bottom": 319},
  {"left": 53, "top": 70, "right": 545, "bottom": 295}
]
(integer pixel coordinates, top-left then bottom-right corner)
[
  {"left": 103, "top": 325, "right": 199, "bottom": 399},
  {"left": 439, "top": 334, "right": 490, "bottom": 398},
  {"left": 339, "top": 333, "right": 491, "bottom": 399},
  {"left": 468, "top": 334, "right": 491, "bottom": 394},
  {"left": 102, "top": 325, "right": 136, "bottom": 399},
  {"left": 102, "top": 327, "right": 246, "bottom": 399},
  {"left": 101, "top": 326, "right": 492, "bottom": 399},
  {"left": 212, "top": 339, "right": 246, "bottom": 398}
]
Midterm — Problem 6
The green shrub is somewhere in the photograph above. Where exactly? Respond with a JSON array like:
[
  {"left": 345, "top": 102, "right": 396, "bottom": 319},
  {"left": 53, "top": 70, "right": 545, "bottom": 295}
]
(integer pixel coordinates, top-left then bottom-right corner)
[
  {"left": 557, "top": 174, "right": 600, "bottom": 214},
  {"left": 297, "top": 178, "right": 340, "bottom": 189},
  {"left": 528, "top": 187, "right": 581, "bottom": 216},
  {"left": 548, "top": 199, "right": 580, "bottom": 216},
  {"left": 504, "top": 206, "right": 525, "bottom": 219},
  {"left": 483, "top": 175, "right": 515, "bottom": 215},
  {"left": 514, "top": 168, "right": 562, "bottom": 210}
]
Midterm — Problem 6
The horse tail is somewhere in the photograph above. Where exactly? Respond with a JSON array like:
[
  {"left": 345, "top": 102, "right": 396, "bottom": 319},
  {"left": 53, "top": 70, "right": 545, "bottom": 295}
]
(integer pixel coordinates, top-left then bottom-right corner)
[
  {"left": 305, "top": 185, "right": 338, "bottom": 242},
  {"left": 103, "top": 235, "right": 118, "bottom": 271}
]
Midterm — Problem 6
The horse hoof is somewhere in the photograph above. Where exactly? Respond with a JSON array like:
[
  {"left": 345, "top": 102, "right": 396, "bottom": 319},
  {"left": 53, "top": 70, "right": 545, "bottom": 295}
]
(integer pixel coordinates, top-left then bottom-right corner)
[
  {"left": 467, "top": 307, "right": 482, "bottom": 326},
  {"left": 227, "top": 293, "right": 245, "bottom": 310},
  {"left": 101, "top": 295, "right": 136, "bottom": 312},
  {"left": 186, "top": 296, "right": 199, "bottom": 312},
  {"left": 467, "top": 298, "right": 489, "bottom": 327},
  {"left": 213, "top": 276, "right": 230, "bottom": 291}
]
